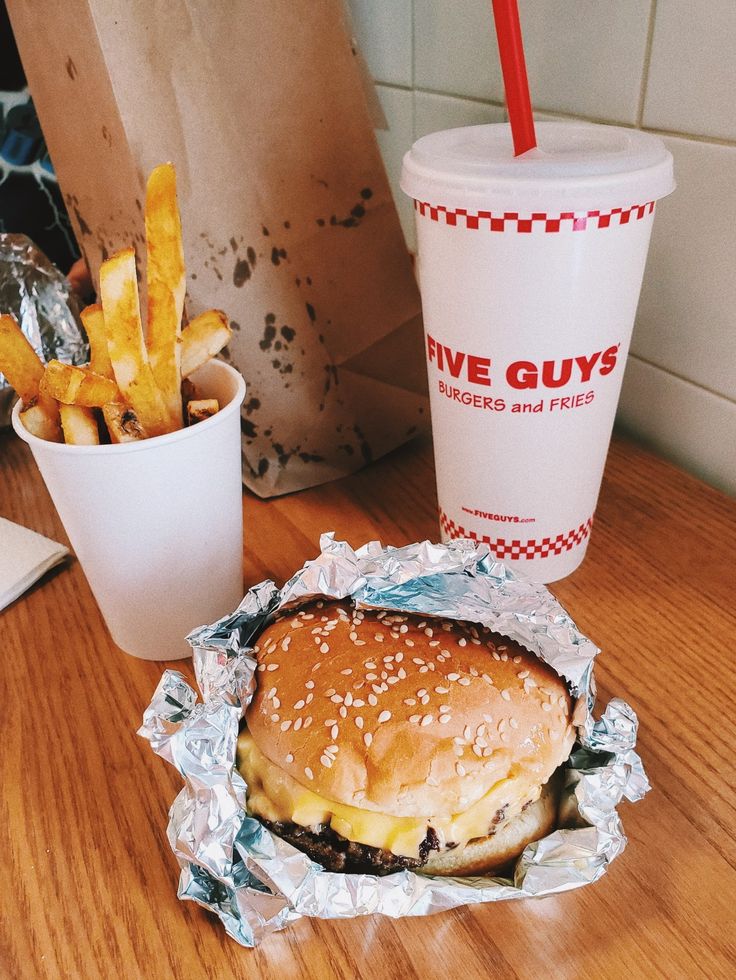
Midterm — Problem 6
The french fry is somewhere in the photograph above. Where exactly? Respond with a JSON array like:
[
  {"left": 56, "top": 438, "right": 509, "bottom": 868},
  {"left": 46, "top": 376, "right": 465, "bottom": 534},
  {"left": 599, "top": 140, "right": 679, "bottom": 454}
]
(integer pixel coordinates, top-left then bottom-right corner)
[
  {"left": 0, "top": 314, "right": 61, "bottom": 441},
  {"left": 40, "top": 360, "right": 119, "bottom": 407},
  {"left": 80, "top": 304, "right": 114, "bottom": 379},
  {"left": 19, "top": 397, "right": 63, "bottom": 442},
  {"left": 146, "top": 163, "right": 186, "bottom": 431},
  {"left": 101, "top": 402, "right": 148, "bottom": 443},
  {"left": 180, "top": 309, "right": 232, "bottom": 378},
  {"left": 0, "top": 314, "right": 47, "bottom": 403},
  {"left": 186, "top": 398, "right": 219, "bottom": 425},
  {"left": 59, "top": 404, "right": 100, "bottom": 445},
  {"left": 98, "top": 248, "right": 169, "bottom": 436}
]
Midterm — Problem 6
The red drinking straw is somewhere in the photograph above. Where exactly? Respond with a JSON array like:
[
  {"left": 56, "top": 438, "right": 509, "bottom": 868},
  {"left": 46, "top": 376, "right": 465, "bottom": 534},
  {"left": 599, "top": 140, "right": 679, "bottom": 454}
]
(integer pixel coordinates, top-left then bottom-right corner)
[{"left": 491, "top": 0, "right": 537, "bottom": 156}]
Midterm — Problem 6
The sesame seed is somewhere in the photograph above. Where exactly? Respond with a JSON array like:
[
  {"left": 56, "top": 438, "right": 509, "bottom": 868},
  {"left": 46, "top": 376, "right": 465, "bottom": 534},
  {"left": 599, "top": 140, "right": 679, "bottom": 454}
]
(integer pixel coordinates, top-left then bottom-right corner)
[
  {"left": 320, "top": 643, "right": 329, "bottom": 654},
  {"left": 513, "top": 655, "right": 522, "bottom": 664},
  {"left": 273, "top": 697, "right": 281, "bottom": 709},
  {"left": 439, "top": 705, "right": 451, "bottom": 714},
  {"left": 429, "top": 640, "right": 440, "bottom": 647},
  {"left": 454, "top": 745, "right": 464, "bottom": 757},
  {"left": 458, "top": 638, "right": 467, "bottom": 647},
  {"left": 344, "top": 692, "right": 353, "bottom": 706},
  {"left": 380, "top": 671, "right": 389, "bottom": 680},
  {"left": 270, "top": 714, "right": 279, "bottom": 722},
  {"left": 409, "top": 714, "right": 421, "bottom": 724},
  {"left": 257, "top": 664, "right": 266, "bottom": 672},
  {"left": 471, "top": 638, "right": 481, "bottom": 646},
  {"left": 280, "top": 720, "right": 292, "bottom": 732},
  {"left": 341, "top": 668, "right": 353, "bottom": 676},
  {"left": 331, "top": 724, "right": 339, "bottom": 739},
  {"left": 365, "top": 662, "right": 377, "bottom": 669},
  {"left": 419, "top": 666, "right": 429, "bottom": 673},
  {"left": 469, "top": 667, "right": 479, "bottom": 676},
  {"left": 501, "top": 689, "right": 511, "bottom": 701},
  {"left": 326, "top": 688, "right": 336, "bottom": 697},
  {"left": 395, "top": 652, "right": 404, "bottom": 663},
  {"left": 404, "top": 698, "right": 416, "bottom": 706},
  {"left": 374, "top": 634, "right": 384, "bottom": 642},
  {"left": 312, "top": 662, "right": 322, "bottom": 672},
  {"left": 397, "top": 668, "right": 407, "bottom": 680},
  {"left": 424, "top": 628, "right": 434, "bottom": 637},
  {"left": 413, "top": 657, "right": 425, "bottom": 666},
  {"left": 353, "top": 699, "right": 365, "bottom": 707},
  {"left": 482, "top": 674, "right": 494, "bottom": 685},
  {"left": 500, "top": 731, "right": 509, "bottom": 742},
  {"left": 463, "top": 726, "right": 472, "bottom": 740},
  {"left": 286, "top": 753, "right": 294, "bottom": 763},
  {"left": 281, "top": 638, "right": 291, "bottom": 651},
  {"left": 483, "top": 714, "right": 494, "bottom": 724},
  {"left": 421, "top": 714, "right": 433, "bottom": 727},
  {"left": 368, "top": 694, "right": 378, "bottom": 706},
  {"left": 439, "top": 714, "right": 451, "bottom": 725},
  {"left": 421, "top": 695, "right": 430, "bottom": 705},
  {"left": 399, "top": 625, "right": 409, "bottom": 634},
  {"left": 326, "top": 744, "right": 338, "bottom": 754},
  {"left": 366, "top": 673, "right": 378, "bottom": 681},
  {"left": 458, "top": 677, "right": 471, "bottom": 687},
  {"left": 456, "top": 763, "right": 466, "bottom": 776},
  {"left": 293, "top": 718, "right": 303, "bottom": 732},
  {"left": 305, "top": 767, "right": 314, "bottom": 780},
  {"left": 294, "top": 699, "right": 305, "bottom": 709},
  {"left": 349, "top": 631, "right": 358, "bottom": 641},
  {"left": 355, "top": 717, "right": 364, "bottom": 729},
  {"left": 371, "top": 684, "right": 383, "bottom": 695},
  {"left": 305, "top": 680, "right": 315, "bottom": 689},
  {"left": 339, "top": 706, "right": 347, "bottom": 718},
  {"left": 303, "top": 717, "right": 313, "bottom": 729},
  {"left": 492, "top": 651, "right": 501, "bottom": 661},
  {"left": 509, "top": 718, "right": 519, "bottom": 728},
  {"left": 542, "top": 702, "right": 552, "bottom": 712},
  {"left": 377, "top": 710, "right": 391, "bottom": 724},
  {"left": 472, "top": 745, "right": 483, "bottom": 757},
  {"left": 427, "top": 775, "right": 439, "bottom": 787},
  {"left": 363, "top": 733, "right": 373, "bottom": 747},
  {"left": 330, "top": 694, "right": 343, "bottom": 703},
  {"left": 383, "top": 655, "right": 394, "bottom": 664},
  {"left": 404, "top": 639, "right": 415, "bottom": 647},
  {"left": 447, "top": 673, "right": 461, "bottom": 682},
  {"left": 305, "top": 693, "right": 314, "bottom": 705}
]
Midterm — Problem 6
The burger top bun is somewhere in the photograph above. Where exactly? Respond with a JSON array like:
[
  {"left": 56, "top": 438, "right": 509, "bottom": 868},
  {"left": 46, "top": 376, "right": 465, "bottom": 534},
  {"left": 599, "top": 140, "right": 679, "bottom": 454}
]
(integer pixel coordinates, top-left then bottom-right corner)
[{"left": 246, "top": 601, "right": 575, "bottom": 818}]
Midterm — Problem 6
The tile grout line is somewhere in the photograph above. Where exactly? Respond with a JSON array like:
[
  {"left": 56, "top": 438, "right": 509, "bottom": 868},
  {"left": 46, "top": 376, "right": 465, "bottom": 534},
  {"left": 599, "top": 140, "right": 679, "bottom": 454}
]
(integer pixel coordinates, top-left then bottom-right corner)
[
  {"left": 371, "top": 82, "right": 736, "bottom": 148},
  {"left": 627, "top": 353, "right": 736, "bottom": 407},
  {"left": 636, "top": 0, "right": 659, "bottom": 129}
]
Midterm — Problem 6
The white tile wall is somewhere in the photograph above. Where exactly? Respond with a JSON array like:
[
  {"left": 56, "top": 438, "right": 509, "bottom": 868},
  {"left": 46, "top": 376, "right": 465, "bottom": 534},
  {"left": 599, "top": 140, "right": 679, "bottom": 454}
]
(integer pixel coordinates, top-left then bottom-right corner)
[
  {"left": 644, "top": 1, "right": 736, "bottom": 141},
  {"left": 634, "top": 137, "right": 736, "bottom": 401},
  {"left": 618, "top": 357, "right": 736, "bottom": 495},
  {"left": 351, "top": 1, "right": 736, "bottom": 496},
  {"left": 413, "top": 0, "right": 652, "bottom": 124},
  {"left": 414, "top": 92, "right": 505, "bottom": 140},
  {"left": 346, "top": 0, "right": 412, "bottom": 88}
]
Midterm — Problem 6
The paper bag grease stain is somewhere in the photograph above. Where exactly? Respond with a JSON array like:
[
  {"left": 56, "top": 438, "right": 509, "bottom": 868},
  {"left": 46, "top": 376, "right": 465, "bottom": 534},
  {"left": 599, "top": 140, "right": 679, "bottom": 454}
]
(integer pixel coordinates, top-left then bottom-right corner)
[{"left": 8, "top": 0, "right": 427, "bottom": 496}]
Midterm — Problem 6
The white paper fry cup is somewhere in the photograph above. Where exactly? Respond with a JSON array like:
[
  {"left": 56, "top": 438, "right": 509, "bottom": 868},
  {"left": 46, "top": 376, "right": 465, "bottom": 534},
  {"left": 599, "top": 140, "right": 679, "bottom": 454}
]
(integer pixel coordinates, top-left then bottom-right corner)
[
  {"left": 13, "top": 359, "right": 246, "bottom": 659},
  {"left": 401, "top": 122, "right": 675, "bottom": 583}
]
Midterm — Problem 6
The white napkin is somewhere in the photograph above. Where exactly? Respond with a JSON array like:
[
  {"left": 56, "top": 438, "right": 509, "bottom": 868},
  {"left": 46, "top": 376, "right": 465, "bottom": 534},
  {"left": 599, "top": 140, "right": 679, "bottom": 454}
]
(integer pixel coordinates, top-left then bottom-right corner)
[{"left": 0, "top": 516, "right": 69, "bottom": 611}]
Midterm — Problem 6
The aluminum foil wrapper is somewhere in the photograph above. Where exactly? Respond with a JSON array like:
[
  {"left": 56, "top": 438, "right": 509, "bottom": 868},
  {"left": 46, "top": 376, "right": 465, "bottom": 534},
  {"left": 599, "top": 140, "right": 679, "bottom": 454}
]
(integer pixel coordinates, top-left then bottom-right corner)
[
  {"left": 0, "top": 234, "right": 87, "bottom": 427},
  {"left": 140, "top": 535, "right": 649, "bottom": 945}
]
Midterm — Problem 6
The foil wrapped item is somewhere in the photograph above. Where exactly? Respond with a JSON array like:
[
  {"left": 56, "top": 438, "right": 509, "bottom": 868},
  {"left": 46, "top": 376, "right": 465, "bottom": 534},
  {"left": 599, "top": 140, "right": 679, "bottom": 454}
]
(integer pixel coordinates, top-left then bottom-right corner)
[
  {"left": 140, "top": 535, "right": 649, "bottom": 946},
  {"left": 0, "top": 234, "right": 87, "bottom": 426}
]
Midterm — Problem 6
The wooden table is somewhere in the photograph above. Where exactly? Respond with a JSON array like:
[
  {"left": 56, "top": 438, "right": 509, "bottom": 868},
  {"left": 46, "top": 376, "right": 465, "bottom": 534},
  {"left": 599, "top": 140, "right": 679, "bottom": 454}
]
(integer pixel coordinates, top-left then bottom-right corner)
[{"left": 2, "top": 429, "right": 734, "bottom": 979}]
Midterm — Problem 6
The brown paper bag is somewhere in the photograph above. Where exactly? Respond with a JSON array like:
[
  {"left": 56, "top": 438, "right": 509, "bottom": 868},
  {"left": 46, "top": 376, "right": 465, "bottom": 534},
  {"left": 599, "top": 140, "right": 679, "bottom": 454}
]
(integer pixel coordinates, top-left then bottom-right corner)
[{"left": 8, "top": 0, "right": 427, "bottom": 496}]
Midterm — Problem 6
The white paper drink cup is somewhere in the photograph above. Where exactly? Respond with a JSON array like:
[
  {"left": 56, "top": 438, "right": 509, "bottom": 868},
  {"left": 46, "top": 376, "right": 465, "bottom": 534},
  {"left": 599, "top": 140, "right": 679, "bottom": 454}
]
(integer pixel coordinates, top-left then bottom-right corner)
[
  {"left": 12, "top": 359, "right": 246, "bottom": 659},
  {"left": 401, "top": 122, "right": 674, "bottom": 583}
]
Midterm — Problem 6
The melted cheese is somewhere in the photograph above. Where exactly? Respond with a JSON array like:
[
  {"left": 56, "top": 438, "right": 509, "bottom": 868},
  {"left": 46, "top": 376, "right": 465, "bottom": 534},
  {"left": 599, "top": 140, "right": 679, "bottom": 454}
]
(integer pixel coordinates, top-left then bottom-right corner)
[{"left": 237, "top": 732, "right": 538, "bottom": 859}]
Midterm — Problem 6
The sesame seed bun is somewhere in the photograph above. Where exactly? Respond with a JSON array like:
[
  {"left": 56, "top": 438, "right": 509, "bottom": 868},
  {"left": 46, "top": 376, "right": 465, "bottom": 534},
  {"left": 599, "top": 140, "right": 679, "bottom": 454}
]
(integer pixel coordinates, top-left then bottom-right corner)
[{"left": 242, "top": 601, "right": 575, "bottom": 873}]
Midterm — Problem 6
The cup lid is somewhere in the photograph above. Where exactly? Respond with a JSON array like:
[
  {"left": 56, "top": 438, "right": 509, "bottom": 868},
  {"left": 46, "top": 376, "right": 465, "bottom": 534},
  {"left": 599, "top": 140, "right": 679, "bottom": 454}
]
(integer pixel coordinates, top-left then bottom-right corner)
[{"left": 401, "top": 121, "right": 675, "bottom": 212}]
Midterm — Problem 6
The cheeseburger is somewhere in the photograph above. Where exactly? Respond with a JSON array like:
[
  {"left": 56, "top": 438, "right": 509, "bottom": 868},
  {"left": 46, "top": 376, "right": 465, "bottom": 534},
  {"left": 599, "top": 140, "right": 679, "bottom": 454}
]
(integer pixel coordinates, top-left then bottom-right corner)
[{"left": 237, "top": 601, "right": 575, "bottom": 876}]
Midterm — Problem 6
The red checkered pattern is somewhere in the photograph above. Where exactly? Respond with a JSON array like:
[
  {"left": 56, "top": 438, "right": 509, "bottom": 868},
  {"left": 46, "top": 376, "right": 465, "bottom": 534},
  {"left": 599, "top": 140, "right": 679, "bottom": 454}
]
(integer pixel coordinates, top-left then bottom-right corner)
[
  {"left": 414, "top": 200, "right": 655, "bottom": 233},
  {"left": 439, "top": 509, "right": 593, "bottom": 560}
]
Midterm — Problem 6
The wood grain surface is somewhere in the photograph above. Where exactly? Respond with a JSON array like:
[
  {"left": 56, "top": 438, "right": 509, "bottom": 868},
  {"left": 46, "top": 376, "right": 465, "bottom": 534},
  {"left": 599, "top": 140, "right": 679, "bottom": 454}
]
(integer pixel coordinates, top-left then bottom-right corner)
[{"left": 1, "top": 428, "right": 734, "bottom": 979}]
